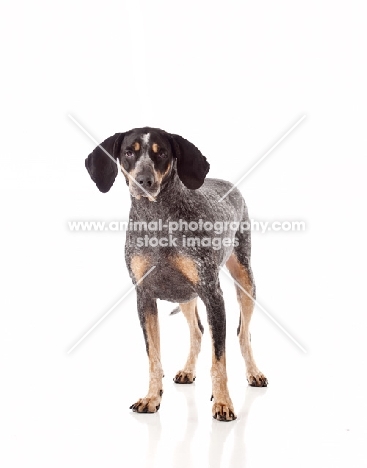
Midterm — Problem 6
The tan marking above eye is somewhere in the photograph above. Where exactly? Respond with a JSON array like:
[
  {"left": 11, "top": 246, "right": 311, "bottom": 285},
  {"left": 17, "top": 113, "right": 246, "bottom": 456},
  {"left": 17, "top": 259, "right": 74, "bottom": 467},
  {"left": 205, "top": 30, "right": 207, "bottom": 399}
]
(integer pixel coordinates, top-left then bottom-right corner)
[
  {"left": 133, "top": 141, "right": 140, "bottom": 151},
  {"left": 152, "top": 143, "right": 159, "bottom": 153}
]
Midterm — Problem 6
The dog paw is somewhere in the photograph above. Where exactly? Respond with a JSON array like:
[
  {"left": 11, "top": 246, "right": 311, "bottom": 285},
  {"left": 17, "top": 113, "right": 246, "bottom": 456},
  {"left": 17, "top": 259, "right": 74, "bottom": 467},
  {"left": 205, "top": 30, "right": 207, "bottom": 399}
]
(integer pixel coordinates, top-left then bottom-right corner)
[
  {"left": 173, "top": 371, "right": 195, "bottom": 384},
  {"left": 247, "top": 371, "right": 268, "bottom": 387},
  {"left": 212, "top": 402, "right": 237, "bottom": 421},
  {"left": 130, "top": 396, "right": 161, "bottom": 413}
]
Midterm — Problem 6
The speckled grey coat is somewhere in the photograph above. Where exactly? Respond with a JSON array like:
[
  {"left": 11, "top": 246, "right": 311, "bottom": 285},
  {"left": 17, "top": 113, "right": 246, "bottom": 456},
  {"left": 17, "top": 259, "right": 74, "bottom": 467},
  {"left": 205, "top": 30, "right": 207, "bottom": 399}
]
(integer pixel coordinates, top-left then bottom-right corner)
[{"left": 85, "top": 127, "right": 267, "bottom": 421}]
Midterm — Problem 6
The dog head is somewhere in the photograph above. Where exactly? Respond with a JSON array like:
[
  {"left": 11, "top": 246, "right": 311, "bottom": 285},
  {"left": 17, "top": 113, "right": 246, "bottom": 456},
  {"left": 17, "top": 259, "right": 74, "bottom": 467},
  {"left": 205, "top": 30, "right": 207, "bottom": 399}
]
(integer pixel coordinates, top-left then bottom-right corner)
[{"left": 85, "top": 127, "right": 210, "bottom": 199}]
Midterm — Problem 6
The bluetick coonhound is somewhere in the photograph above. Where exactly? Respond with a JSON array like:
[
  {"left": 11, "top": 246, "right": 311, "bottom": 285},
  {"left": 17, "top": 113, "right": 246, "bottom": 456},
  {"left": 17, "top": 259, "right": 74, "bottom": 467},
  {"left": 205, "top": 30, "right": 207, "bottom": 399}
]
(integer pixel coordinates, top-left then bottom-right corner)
[{"left": 85, "top": 127, "right": 267, "bottom": 421}]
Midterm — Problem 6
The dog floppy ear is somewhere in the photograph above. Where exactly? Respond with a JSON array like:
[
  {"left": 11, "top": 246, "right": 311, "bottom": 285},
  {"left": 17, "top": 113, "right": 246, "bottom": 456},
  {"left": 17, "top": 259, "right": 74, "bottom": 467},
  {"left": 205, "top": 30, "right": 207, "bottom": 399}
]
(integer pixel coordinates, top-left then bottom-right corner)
[
  {"left": 85, "top": 133, "right": 125, "bottom": 193},
  {"left": 168, "top": 134, "right": 210, "bottom": 189}
]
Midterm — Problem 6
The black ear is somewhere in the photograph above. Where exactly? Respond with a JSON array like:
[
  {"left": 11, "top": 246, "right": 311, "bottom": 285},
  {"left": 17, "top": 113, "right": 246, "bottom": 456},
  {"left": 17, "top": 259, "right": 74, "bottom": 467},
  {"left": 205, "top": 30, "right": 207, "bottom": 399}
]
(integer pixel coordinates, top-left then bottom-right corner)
[
  {"left": 168, "top": 134, "right": 210, "bottom": 189},
  {"left": 85, "top": 133, "right": 125, "bottom": 193}
]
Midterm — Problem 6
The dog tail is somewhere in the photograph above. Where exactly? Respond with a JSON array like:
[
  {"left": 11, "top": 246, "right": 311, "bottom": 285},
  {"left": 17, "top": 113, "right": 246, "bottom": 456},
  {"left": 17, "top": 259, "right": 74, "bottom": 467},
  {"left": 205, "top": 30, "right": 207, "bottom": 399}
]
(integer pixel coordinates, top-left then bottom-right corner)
[{"left": 169, "top": 305, "right": 181, "bottom": 316}]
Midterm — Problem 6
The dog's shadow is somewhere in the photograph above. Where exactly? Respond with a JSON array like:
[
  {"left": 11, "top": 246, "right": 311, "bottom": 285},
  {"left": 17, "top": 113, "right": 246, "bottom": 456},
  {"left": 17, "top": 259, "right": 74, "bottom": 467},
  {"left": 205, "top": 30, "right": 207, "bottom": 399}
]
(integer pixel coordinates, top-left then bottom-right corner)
[
  {"left": 129, "top": 385, "right": 267, "bottom": 468},
  {"left": 128, "top": 384, "right": 198, "bottom": 468},
  {"left": 209, "top": 386, "right": 268, "bottom": 468},
  {"left": 129, "top": 410, "right": 162, "bottom": 467},
  {"left": 171, "top": 383, "right": 267, "bottom": 468},
  {"left": 171, "top": 383, "right": 200, "bottom": 468}
]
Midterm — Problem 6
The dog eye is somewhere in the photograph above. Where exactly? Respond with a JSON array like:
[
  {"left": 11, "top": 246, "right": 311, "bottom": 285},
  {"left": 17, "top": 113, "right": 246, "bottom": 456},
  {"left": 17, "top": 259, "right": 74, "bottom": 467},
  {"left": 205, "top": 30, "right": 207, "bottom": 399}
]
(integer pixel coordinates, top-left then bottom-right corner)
[
  {"left": 158, "top": 150, "right": 167, "bottom": 159},
  {"left": 124, "top": 150, "right": 134, "bottom": 158}
]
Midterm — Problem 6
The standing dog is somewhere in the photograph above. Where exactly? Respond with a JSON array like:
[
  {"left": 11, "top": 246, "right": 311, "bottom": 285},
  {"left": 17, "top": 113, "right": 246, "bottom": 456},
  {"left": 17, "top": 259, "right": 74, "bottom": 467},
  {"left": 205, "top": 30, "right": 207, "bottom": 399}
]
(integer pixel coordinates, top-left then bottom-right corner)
[{"left": 85, "top": 127, "right": 267, "bottom": 421}]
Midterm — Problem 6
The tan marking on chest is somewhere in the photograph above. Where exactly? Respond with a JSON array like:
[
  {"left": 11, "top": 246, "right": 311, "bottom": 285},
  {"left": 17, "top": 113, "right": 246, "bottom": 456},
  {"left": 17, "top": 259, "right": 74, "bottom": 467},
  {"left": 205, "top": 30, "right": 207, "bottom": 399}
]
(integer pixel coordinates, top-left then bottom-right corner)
[
  {"left": 131, "top": 255, "right": 150, "bottom": 281},
  {"left": 171, "top": 256, "right": 199, "bottom": 285},
  {"left": 225, "top": 253, "right": 253, "bottom": 295}
]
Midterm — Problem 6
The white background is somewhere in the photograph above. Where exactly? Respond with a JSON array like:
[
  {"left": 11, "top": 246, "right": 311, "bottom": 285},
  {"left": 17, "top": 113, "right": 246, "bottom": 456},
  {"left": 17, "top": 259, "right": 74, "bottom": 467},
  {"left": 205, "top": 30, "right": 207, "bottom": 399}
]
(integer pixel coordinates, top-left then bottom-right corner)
[{"left": 1, "top": 0, "right": 367, "bottom": 467}]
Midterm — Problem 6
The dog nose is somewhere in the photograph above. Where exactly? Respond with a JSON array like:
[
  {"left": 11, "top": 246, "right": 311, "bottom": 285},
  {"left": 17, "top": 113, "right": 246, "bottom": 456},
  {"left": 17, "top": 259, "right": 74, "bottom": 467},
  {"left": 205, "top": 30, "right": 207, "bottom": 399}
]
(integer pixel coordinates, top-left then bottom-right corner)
[{"left": 136, "top": 173, "right": 154, "bottom": 188}]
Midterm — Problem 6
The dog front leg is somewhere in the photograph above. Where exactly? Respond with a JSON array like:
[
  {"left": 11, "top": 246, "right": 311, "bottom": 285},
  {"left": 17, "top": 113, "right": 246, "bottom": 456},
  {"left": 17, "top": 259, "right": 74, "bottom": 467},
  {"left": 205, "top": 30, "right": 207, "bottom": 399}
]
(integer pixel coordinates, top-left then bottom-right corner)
[
  {"left": 199, "top": 279, "right": 236, "bottom": 421},
  {"left": 130, "top": 293, "right": 163, "bottom": 413}
]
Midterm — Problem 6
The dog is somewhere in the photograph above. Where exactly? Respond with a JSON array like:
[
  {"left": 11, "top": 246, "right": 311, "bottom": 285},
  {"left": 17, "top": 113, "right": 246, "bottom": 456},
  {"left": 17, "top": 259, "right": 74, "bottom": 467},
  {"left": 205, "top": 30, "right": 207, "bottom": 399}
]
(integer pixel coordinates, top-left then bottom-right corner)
[{"left": 85, "top": 127, "right": 267, "bottom": 421}]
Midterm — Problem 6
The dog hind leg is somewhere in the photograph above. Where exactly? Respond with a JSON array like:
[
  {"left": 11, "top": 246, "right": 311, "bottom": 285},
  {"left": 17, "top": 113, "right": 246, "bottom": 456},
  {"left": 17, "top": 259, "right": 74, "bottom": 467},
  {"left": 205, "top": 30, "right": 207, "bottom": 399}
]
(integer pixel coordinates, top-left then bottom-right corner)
[{"left": 226, "top": 251, "right": 268, "bottom": 387}]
